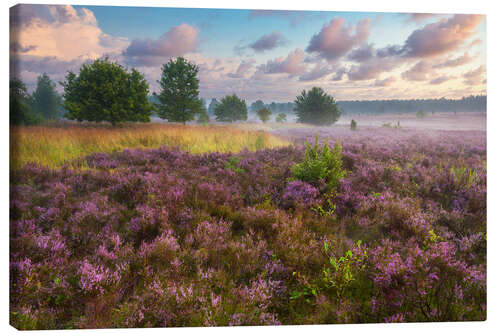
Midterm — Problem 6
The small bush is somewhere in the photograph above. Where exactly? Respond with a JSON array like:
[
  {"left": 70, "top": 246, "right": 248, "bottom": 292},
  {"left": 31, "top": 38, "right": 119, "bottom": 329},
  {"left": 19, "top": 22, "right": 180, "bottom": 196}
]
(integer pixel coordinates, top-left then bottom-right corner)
[
  {"left": 292, "top": 134, "right": 345, "bottom": 192},
  {"left": 416, "top": 109, "right": 426, "bottom": 118},
  {"left": 350, "top": 119, "right": 357, "bottom": 131}
]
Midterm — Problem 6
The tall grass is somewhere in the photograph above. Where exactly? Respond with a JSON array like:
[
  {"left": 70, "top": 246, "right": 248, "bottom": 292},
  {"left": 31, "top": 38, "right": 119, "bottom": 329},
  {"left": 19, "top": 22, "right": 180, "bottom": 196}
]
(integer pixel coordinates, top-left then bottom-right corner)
[{"left": 10, "top": 123, "right": 290, "bottom": 169}]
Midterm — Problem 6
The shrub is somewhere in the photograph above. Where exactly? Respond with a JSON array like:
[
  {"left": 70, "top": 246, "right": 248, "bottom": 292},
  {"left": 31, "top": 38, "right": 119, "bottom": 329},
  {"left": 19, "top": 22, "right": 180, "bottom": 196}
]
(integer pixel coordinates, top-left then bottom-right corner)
[
  {"left": 292, "top": 135, "right": 345, "bottom": 192},
  {"left": 256, "top": 107, "right": 272, "bottom": 123},
  {"left": 275, "top": 113, "right": 287, "bottom": 123},
  {"left": 416, "top": 109, "right": 426, "bottom": 118},
  {"left": 350, "top": 119, "right": 357, "bottom": 131}
]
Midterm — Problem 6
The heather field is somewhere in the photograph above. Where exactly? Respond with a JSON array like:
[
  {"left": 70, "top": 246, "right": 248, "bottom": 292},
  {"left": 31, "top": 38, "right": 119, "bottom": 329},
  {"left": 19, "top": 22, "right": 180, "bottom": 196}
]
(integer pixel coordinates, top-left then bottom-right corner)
[{"left": 9, "top": 122, "right": 486, "bottom": 329}]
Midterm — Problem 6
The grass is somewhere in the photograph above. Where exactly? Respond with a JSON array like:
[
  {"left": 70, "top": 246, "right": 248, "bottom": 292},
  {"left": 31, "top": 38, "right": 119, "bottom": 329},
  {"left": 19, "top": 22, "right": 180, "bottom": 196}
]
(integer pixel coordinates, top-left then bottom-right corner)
[{"left": 10, "top": 123, "right": 290, "bottom": 169}]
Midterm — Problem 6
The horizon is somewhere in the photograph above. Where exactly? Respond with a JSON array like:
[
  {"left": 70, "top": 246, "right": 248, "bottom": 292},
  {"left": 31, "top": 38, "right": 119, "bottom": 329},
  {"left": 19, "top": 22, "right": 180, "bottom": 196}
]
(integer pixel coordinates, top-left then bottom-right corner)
[{"left": 10, "top": 4, "right": 486, "bottom": 102}]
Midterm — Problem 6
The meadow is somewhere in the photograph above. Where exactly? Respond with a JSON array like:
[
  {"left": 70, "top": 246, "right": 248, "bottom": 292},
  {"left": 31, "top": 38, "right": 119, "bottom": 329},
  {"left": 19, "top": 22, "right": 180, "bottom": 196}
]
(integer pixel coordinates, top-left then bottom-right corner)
[
  {"left": 9, "top": 121, "right": 486, "bottom": 329},
  {"left": 9, "top": 123, "right": 290, "bottom": 169}
]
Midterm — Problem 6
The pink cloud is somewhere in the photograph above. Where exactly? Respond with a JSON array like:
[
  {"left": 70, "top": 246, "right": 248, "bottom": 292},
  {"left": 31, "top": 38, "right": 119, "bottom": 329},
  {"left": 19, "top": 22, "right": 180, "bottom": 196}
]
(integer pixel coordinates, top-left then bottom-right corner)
[
  {"left": 433, "top": 52, "right": 475, "bottom": 68},
  {"left": 402, "top": 61, "right": 435, "bottom": 81},
  {"left": 249, "top": 31, "right": 287, "bottom": 52},
  {"left": 227, "top": 59, "right": 256, "bottom": 78},
  {"left": 373, "top": 76, "right": 396, "bottom": 87},
  {"left": 403, "top": 14, "right": 484, "bottom": 58},
  {"left": 306, "top": 17, "right": 370, "bottom": 62},
  {"left": 429, "top": 75, "right": 454, "bottom": 85},
  {"left": 463, "top": 65, "right": 486, "bottom": 85},
  {"left": 256, "top": 48, "right": 306, "bottom": 76},
  {"left": 123, "top": 24, "right": 200, "bottom": 66}
]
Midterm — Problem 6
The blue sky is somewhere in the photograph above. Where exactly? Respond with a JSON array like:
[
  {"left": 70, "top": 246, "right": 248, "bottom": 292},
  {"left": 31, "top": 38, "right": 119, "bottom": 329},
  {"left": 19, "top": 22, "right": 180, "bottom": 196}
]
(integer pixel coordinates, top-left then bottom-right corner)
[{"left": 10, "top": 4, "right": 486, "bottom": 101}]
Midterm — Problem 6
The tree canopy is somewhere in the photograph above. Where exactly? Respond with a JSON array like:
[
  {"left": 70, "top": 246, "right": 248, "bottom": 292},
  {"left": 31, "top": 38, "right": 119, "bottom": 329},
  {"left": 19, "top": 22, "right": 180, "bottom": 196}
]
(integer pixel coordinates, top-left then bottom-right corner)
[
  {"left": 250, "top": 100, "right": 265, "bottom": 112},
  {"left": 61, "top": 58, "right": 152, "bottom": 125},
  {"left": 32, "top": 73, "right": 60, "bottom": 120},
  {"left": 155, "top": 57, "right": 203, "bottom": 124},
  {"left": 214, "top": 94, "right": 248, "bottom": 122},
  {"left": 10, "top": 78, "right": 43, "bottom": 126},
  {"left": 256, "top": 107, "right": 272, "bottom": 123},
  {"left": 294, "top": 87, "right": 341, "bottom": 126}
]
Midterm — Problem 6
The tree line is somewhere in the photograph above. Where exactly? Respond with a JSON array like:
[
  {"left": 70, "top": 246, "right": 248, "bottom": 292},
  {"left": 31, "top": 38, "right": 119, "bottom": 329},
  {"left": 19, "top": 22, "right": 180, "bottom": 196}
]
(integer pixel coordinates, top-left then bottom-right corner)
[{"left": 10, "top": 56, "right": 484, "bottom": 127}]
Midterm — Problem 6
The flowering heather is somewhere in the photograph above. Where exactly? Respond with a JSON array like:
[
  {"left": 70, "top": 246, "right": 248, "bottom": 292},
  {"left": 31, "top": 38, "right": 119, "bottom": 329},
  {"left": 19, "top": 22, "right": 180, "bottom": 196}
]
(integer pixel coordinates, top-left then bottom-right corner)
[{"left": 10, "top": 126, "right": 486, "bottom": 329}]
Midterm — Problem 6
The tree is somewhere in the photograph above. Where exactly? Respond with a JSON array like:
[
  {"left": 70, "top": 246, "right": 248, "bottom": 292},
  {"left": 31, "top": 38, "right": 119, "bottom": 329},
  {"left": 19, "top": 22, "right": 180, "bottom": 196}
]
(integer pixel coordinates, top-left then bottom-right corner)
[
  {"left": 156, "top": 57, "right": 203, "bottom": 124},
  {"left": 214, "top": 94, "right": 248, "bottom": 122},
  {"left": 294, "top": 87, "right": 341, "bottom": 126},
  {"left": 256, "top": 107, "right": 272, "bottom": 123},
  {"left": 276, "top": 113, "right": 287, "bottom": 123},
  {"left": 32, "top": 73, "right": 60, "bottom": 120},
  {"left": 208, "top": 98, "right": 219, "bottom": 115},
  {"left": 10, "top": 78, "right": 43, "bottom": 125},
  {"left": 250, "top": 100, "right": 265, "bottom": 112},
  {"left": 61, "top": 58, "right": 152, "bottom": 125},
  {"left": 416, "top": 109, "right": 426, "bottom": 118},
  {"left": 197, "top": 109, "right": 210, "bottom": 124}
]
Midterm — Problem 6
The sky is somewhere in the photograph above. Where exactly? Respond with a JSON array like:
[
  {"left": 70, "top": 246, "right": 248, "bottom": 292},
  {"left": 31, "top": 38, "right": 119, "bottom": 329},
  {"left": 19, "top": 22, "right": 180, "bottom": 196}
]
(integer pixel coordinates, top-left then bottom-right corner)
[{"left": 9, "top": 4, "right": 486, "bottom": 102}]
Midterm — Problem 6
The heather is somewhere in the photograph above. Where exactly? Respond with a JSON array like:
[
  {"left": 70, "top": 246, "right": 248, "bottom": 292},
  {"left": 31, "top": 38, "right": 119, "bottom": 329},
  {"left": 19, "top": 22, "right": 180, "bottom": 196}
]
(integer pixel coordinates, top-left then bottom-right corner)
[{"left": 10, "top": 126, "right": 486, "bottom": 328}]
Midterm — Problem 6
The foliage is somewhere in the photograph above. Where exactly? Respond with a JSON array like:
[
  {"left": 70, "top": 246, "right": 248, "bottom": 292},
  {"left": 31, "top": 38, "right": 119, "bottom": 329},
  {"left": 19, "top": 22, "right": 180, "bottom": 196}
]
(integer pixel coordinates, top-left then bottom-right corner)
[
  {"left": 416, "top": 109, "right": 427, "bottom": 118},
  {"left": 275, "top": 113, "right": 287, "bottom": 123},
  {"left": 214, "top": 94, "right": 248, "bottom": 122},
  {"left": 61, "top": 58, "right": 152, "bottom": 125},
  {"left": 291, "top": 134, "right": 345, "bottom": 192},
  {"left": 250, "top": 100, "right": 266, "bottom": 112},
  {"left": 10, "top": 126, "right": 486, "bottom": 328},
  {"left": 32, "top": 74, "right": 60, "bottom": 120},
  {"left": 196, "top": 109, "right": 210, "bottom": 124},
  {"left": 256, "top": 107, "right": 272, "bottom": 123},
  {"left": 294, "top": 87, "right": 341, "bottom": 126},
  {"left": 10, "top": 123, "right": 289, "bottom": 169},
  {"left": 10, "top": 78, "right": 43, "bottom": 126},
  {"left": 207, "top": 98, "right": 219, "bottom": 115},
  {"left": 350, "top": 119, "right": 357, "bottom": 131},
  {"left": 155, "top": 57, "right": 203, "bottom": 124}
]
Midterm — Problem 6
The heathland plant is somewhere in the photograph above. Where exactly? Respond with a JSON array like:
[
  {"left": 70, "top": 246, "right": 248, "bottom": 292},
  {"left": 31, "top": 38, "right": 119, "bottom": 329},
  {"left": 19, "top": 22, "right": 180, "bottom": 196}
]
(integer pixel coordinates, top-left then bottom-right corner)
[
  {"left": 155, "top": 57, "right": 203, "bottom": 124},
  {"left": 350, "top": 119, "right": 357, "bottom": 131},
  {"left": 292, "top": 134, "right": 345, "bottom": 192}
]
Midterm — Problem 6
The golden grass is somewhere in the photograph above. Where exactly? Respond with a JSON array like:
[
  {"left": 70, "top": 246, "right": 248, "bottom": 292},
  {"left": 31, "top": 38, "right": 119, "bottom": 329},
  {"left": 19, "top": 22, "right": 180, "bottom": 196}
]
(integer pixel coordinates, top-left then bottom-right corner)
[{"left": 10, "top": 123, "right": 290, "bottom": 169}]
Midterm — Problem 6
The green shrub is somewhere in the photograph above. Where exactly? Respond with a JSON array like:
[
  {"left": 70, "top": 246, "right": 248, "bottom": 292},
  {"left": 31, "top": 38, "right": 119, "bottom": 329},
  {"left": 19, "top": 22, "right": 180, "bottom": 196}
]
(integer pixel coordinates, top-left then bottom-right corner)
[
  {"left": 350, "top": 119, "right": 357, "bottom": 131},
  {"left": 292, "top": 134, "right": 345, "bottom": 192},
  {"left": 416, "top": 109, "right": 426, "bottom": 118}
]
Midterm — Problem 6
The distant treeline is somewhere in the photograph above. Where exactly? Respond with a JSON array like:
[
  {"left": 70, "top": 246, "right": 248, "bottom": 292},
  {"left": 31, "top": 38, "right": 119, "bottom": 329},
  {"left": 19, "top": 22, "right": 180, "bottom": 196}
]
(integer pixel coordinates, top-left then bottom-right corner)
[
  {"left": 337, "top": 95, "right": 486, "bottom": 114},
  {"left": 242, "top": 95, "right": 486, "bottom": 115}
]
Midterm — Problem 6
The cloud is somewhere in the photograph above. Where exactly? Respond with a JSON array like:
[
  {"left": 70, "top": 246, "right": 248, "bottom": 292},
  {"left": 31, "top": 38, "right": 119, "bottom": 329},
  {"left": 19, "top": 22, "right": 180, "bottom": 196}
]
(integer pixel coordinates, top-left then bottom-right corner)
[
  {"left": 463, "top": 65, "right": 486, "bottom": 85},
  {"left": 10, "top": 4, "right": 129, "bottom": 62},
  {"left": 256, "top": 48, "right": 306, "bottom": 77},
  {"left": 401, "top": 61, "right": 435, "bottom": 81},
  {"left": 123, "top": 24, "right": 200, "bottom": 67},
  {"left": 429, "top": 75, "right": 453, "bottom": 85},
  {"left": 347, "top": 55, "right": 403, "bottom": 81},
  {"left": 227, "top": 59, "right": 256, "bottom": 78},
  {"left": 347, "top": 44, "right": 375, "bottom": 62},
  {"left": 306, "top": 18, "right": 370, "bottom": 62},
  {"left": 298, "top": 62, "right": 334, "bottom": 82},
  {"left": 373, "top": 76, "right": 396, "bottom": 87},
  {"left": 433, "top": 52, "right": 474, "bottom": 68},
  {"left": 249, "top": 31, "right": 287, "bottom": 52},
  {"left": 402, "top": 14, "right": 484, "bottom": 58},
  {"left": 331, "top": 67, "right": 347, "bottom": 81}
]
